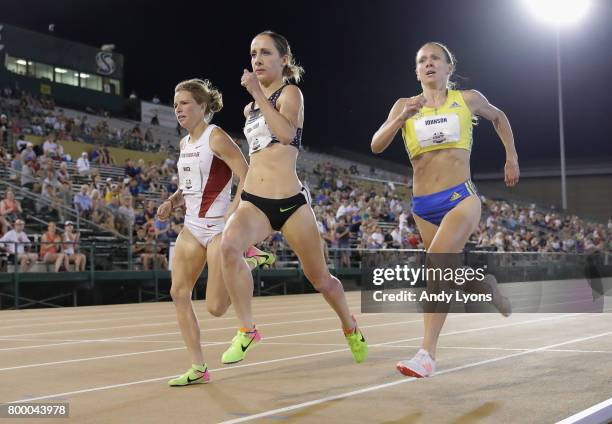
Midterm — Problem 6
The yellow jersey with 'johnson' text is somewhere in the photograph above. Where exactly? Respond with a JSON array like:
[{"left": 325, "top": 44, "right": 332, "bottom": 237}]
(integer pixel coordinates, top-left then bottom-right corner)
[{"left": 402, "top": 90, "right": 473, "bottom": 159}]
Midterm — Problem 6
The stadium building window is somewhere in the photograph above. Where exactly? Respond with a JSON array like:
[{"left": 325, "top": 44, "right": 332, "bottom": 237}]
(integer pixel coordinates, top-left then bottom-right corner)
[
  {"left": 79, "top": 73, "right": 102, "bottom": 91},
  {"left": 54, "top": 67, "right": 78, "bottom": 86},
  {"left": 103, "top": 78, "right": 121, "bottom": 95},
  {"left": 28, "top": 61, "right": 53, "bottom": 81},
  {"left": 5, "top": 55, "right": 27, "bottom": 75}
]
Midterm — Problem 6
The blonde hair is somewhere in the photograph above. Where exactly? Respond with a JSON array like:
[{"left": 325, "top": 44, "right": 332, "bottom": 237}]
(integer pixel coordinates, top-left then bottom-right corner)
[
  {"left": 174, "top": 78, "right": 223, "bottom": 122},
  {"left": 418, "top": 41, "right": 457, "bottom": 89},
  {"left": 258, "top": 31, "right": 304, "bottom": 83}
]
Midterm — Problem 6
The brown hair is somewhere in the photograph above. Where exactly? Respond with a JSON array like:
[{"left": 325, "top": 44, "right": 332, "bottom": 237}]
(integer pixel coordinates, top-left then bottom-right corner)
[
  {"left": 257, "top": 31, "right": 304, "bottom": 83},
  {"left": 418, "top": 42, "right": 457, "bottom": 89},
  {"left": 174, "top": 78, "right": 223, "bottom": 122}
]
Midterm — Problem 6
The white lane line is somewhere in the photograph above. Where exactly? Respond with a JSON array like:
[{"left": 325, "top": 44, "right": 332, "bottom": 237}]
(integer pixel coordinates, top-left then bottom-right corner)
[
  {"left": 5, "top": 314, "right": 599, "bottom": 403},
  {"left": 0, "top": 294, "right": 347, "bottom": 326},
  {"left": 0, "top": 315, "right": 430, "bottom": 352},
  {"left": 217, "top": 331, "right": 612, "bottom": 424},
  {"left": 0, "top": 303, "right": 362, "bottom": 338},
  {"left": 373, "top": 313, "right": 587, "bottom": 347},
  {"left": 0, "top": 299, "right": 354, "bottom": 330},
  {"left": 0, "top": 318, "right": 428, "bottom": 365},
  {"left": 7, "top": 348, "right": 352, "bottom": 403},
  {"left": 0, "top": 337, "right": 186, "bottom": 344},
  {"left": 556, "top": 397, "right": 612, "bottom": 424},
  {"left": 0, "top": 314, "right": 580, "bottom": 378},
  {"left": 379, "top": 345, "right": 612, "bottom": 354}
]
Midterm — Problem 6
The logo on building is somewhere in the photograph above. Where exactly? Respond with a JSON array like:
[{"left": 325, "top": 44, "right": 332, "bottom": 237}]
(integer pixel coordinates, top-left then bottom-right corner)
[{"left": 95, "top": 52, "right": 116, "bottom": 75}]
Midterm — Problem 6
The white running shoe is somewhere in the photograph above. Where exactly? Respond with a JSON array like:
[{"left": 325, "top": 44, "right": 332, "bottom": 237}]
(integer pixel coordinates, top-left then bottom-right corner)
[{"left": 396, "top": 348, "right": 436, "bottom": 378}]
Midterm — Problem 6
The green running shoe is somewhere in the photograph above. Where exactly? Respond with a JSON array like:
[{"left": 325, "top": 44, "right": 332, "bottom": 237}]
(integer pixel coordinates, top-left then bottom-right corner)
[
  {"left": 245, "top": 246, "right": 276, "bottom": 270},
  {"left": 168, "top": 364, "right": 210, "bottom": 387},
  {"left": 345, "top": 322, "right": 368, "bottom": 364},
  {"left": 221, "top": 328, "right": 262, "bottom": 364}
]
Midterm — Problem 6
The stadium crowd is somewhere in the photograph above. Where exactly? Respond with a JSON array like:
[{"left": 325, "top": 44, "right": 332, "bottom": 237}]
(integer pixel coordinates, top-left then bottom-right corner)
[{"left": 0, "top": 89, "right": 610, "bottom": 272}]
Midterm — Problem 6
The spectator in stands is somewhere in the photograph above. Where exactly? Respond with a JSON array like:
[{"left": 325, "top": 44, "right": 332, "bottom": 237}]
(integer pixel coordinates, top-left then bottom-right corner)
[
  {"left": 132, "top": 226, "right": 148, "bottom": 264},
  {"left": 0, "top": 189, "right": 22, "bottom": 223},
  {"left": 42, "top": 133, "right": 60, "bottom": 158},
  {"left": 124, "top": 159, "right": 139, "bottom": 179},
  {"left": 56, "top": 181, "right": 72, "bottom": 218},
  {"left": 104, "top": 183, "right": 121, "bottom": 204},
  {"left": 0, "top": 113, "right": 9, "bottom": 147},
  {"left": 4, "top": 153, "right": 18, "bottom": 182},
  {"left": 127, "top": 177, "right": 142, "bottom": 201},
  {"left": 22, "top": 142, "right": 37, "bottom": 162},
  {"left": 335, "top": 216, "right": 351, "bottom": 267},
  {"left": 166, "top": 221, "right": 180, "bottom": 241},
  {"left": 99, "top": 146, "right": 113, "bottom": 166},
  {"left": 140, "top": 233, "right": 167, "bottom": 270},
  {"left": 40, "top": 221, "right": 69, "bottom": 272},
  {"left": 101, "top": 210, "right": 116, "bottom": 232},
  {"left": 36, "top": 182, "right": 52, "bottom": 212},
  {"left": 166, "top": 175, "right": 179, "bottom": 193},
  {"left": 77, "top": 152, "right": 91, "bottom": 176},
  {"left": 153, "top": 215, "right": 170, "bottom": 242},
  {"left": 0, "top": 219, "right": 37, "bottom": 272},
  {"left": 20, "top": 159, "right": 36, "bottom": 190},
  {"left": 106, "top": 196, "right": 120, "bottom": 217},
  {"left": 42, "top": 168, "right": 60, "bottom": 193},
  {"left": 161, "top": 156, "right": 177, "bottom": 177},
  {"left": 63, "top": 221, "right": 86, "bottom": 271},
  {"left": 116, "top": 195, "right": 136, "bottom": 233},
  {"left": 170, "top": 208, "right": 184, "bottom": 226},
  {"left": 57, "top": 161, "right": 71, "bottom": 186},
  {"left": 142, "top": 200, "right": 157, "bottom": 232},
  {"left": 74, "top": 185, "right": 92, "bottom": 219}
]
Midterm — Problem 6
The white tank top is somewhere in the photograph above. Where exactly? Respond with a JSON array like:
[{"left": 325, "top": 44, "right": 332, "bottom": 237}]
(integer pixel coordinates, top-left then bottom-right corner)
[{"left": 177, "top": 124, "right": 232, "bottom": 218}]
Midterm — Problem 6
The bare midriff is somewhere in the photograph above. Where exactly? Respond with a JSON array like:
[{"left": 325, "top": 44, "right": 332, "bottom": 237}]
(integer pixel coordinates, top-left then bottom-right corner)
[
  {"left": 411, "top": 148, "right": 471, "bottom": 196},
  {"left": 243, "top": 143, "right": 301, "bottom": 198}
]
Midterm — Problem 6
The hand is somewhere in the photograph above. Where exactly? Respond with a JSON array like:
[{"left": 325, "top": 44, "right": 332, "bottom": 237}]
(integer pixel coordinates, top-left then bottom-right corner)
[
  {"left": 398, "top": 95, "right": 427, "bottom": 122},
  {"left": 156, "top": 200, "right": 172, "bottom": 221},
  {"left": 241, "top": 69, "right": 263, "bottom": 98},
  {"left": 504, "top": 158, "right": 520, "bottom": 187}
]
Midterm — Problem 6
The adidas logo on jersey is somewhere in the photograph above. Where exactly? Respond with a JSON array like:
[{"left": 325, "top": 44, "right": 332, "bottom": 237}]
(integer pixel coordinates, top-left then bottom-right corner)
[
  {"left": 449, "top": 192, "right": 462, "bottom": 201},
  {"left": 449, "top": 101, "right": 461, "bottom": 108}
]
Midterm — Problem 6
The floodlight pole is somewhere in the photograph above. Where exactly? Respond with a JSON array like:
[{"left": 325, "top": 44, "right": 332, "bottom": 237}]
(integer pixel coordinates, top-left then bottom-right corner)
[{"left": 556, "top": 27, "right": 568, "bottom": 210}]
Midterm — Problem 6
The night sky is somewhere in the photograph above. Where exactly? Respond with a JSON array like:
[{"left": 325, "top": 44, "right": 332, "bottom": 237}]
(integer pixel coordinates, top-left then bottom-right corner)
[{"left": 3, "top": 0, "right": 612, "bottom": 172}]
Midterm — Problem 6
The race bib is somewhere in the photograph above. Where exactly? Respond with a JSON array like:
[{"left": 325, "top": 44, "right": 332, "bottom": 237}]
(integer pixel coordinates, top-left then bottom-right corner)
[
  {"left": 413, "top": 113, "right": 460, "bottom": 148},
  {"left": 178, "top": 160, "right": 202, "bottom": 193},
  {"left": 244, "top": 114, "right": 274, "bottom": 155}
]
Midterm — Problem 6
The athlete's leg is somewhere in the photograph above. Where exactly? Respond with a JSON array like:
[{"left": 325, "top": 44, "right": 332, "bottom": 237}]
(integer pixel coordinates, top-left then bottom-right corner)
[
  {"left": 282, "top": 205, "right": 368, "bottom": 362},
  {"left": 281, "top": 205, "right": 353, "bottom": 329},
  {"left": 220, "top": 201, "right": 272, "bottom": 329},
  {"left": 421, "top": 195, "right": 481, "bottom": 359},
  {"left": 412, "top": 213, "right": 440, "bottom": 357},
  {"left": 204, "top": 234, "right": 231, "bottom": 317},
  {"left": 170, "top": 228, "right": 207, "bottom": 365}
]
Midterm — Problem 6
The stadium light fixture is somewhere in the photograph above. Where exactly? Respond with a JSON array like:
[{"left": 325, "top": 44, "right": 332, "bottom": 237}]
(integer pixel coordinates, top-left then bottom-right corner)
[
  {"left": 524, "top": 0, "right": 590, "bottom": 25},
  {"left": 55, "top": 68, "right": 67, "bottom": 74},
  {"left": 524, "top": 0, "right": 591, "bottom": 210}
]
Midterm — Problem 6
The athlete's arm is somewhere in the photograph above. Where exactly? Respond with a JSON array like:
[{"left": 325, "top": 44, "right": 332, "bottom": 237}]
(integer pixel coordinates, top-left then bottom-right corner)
[
  {"left": 463, "top": 89, "right": 519, "bottom": 187},
  {"left": 157, "top": 137, "right": 185, "bottom": 220},
  {"left": 209, "top": 127, "right": 249, "bottom": 219},
  {"left": 243, "top": 70, "right": 303, "bottom": 145},
  {"left": 371, "top": 95, "right": 426, "bottom": 154}
]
